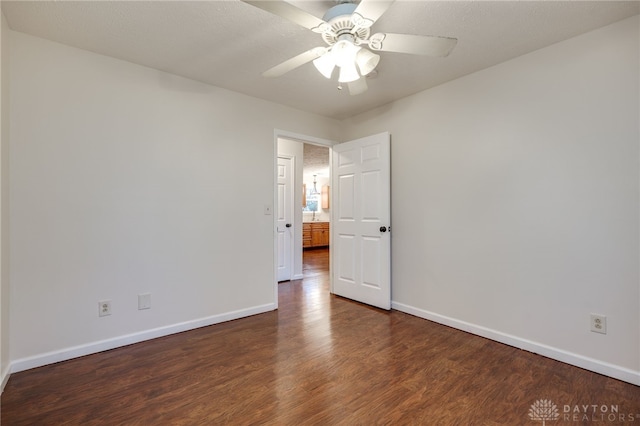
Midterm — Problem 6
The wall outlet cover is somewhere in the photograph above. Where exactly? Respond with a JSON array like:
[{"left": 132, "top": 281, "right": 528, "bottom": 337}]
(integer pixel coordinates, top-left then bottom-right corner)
[
  {"left": 98, "top": 300, "right": 112, "bottom": 317},
  {"left": 590, "top": 314, "right": 606, "bottom": 334}
]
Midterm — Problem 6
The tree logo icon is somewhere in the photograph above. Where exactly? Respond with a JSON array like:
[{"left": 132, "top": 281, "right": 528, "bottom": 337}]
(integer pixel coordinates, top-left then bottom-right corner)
[{"left": 529, "top": 399, "right": 560, "bottom": 425}]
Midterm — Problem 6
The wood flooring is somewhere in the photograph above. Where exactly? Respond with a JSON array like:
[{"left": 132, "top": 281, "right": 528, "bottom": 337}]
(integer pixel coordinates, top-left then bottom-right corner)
[{"left": 2, "top": 248, "right": 639, "bottom": 425}]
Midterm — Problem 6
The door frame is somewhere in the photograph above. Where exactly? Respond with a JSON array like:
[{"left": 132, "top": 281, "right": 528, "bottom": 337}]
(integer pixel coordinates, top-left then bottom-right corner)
[{"left": 273, "top": 129, "right": 336, "bottom": 309}]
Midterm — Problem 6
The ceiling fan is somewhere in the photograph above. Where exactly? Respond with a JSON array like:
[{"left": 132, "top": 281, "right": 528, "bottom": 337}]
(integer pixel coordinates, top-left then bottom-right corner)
[{"left": 242, "top": 0, "right": 457, "bottom": 95}]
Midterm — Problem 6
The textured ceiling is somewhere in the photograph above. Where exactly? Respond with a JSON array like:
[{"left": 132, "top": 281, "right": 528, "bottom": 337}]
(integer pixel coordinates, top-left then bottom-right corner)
[
  {"left": 2, "top": 1, "right": 638, "bottom": 120},
  {"left": 304, "top": 143, "right": 330, "bottom": 178}
]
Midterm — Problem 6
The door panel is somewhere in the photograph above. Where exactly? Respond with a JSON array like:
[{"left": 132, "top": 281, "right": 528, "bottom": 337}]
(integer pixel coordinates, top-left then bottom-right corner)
[
  {"left": 277, "top": 156, "right": 293, "bottom": 282},
  {"left": 338, "top": 174, "right": 355, "bottom": 220},
  {"left": 362, "top": 170, "right": 381, "bottom": 220},
  {"left": 331, "top": 132, "right": 390, "bottom": 310},
  {"left": 337, "top": 234, "right": 356, "bottom": 283},
  {"left": 362, "top": 236, "right": 381, "bottom": 288}
]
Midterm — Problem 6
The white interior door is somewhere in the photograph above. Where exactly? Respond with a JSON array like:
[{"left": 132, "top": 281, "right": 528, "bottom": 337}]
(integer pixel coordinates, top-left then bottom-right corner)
[
  {"left": 277, "top": 156, "right": 293, "bottom": 282},
  {"left": 331, "top": 132, "right": 391, "bottom": 310}
]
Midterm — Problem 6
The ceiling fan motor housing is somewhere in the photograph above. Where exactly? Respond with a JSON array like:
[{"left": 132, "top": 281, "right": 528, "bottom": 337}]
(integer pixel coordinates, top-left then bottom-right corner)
[{"left": 321, "top": 2, "right": 370, "bottom": 46}]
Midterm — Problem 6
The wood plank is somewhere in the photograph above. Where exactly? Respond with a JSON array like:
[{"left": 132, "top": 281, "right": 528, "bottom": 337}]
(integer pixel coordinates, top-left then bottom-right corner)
[{"left": 3, "top": 248, "right": 639, "bottom": 424}]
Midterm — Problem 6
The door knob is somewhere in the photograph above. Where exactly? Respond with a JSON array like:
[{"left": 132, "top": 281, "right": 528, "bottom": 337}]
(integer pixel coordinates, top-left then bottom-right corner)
[
  {"left": 380, "top": 226, "right": 387, "bottom": 232},
  {"left": 285, "top": 223, "right": 292, "bottom": 228}
]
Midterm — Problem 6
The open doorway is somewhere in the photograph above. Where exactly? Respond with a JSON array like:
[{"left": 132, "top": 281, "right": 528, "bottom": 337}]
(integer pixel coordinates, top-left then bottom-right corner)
[
  {"left": 276, "top": 134, "right": 332, "bottom": 286},
  {"left": 277, "top": 131, "right": 391, "bottom": 309},
  {"left": 277, "top": 131, "right": 391, "bottom": 310},
  {"left": 301, "top": 144, "right": 330, "bottom": 278}
]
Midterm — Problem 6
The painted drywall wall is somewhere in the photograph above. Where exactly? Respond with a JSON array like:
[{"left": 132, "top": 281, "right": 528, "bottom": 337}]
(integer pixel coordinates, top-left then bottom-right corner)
[
  {"left": 5, "top": 10, "right": 639, "bottom": 387},
  {"left": 277, "top": 138, "right": 304, "bottom": 280},
  {"left": 342, "top": 16, "right": 640, "bottom": 382},
  {"left": 0, "top": 11, "right": 10, "bottom": 389},
  {"left": 8, "top": 30, "right": 340, "bottom": 368}
]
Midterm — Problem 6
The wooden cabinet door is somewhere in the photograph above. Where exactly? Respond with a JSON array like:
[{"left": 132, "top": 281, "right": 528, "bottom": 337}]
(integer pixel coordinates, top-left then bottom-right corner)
[
  {"left": 310, "top": 223, "right": 321, "bottom": 247},
  {"left": 303, "top": 223, "right": 312, "bottom": 248},
  {"left": 310, "top": 223, "right": 330, "bottom": 247},
  {"left": 318, "top": 223, "right": 329, "bottom": 246}
]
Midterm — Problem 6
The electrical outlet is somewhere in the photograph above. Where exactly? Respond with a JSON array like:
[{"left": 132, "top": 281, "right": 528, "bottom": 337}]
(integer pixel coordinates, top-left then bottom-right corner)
[
  {"left": 138, "top": 293, "right": 151, "bottom": 310},
  {"left": 590, "top": 314, "right": 606, "bottom": 334},
  {"left": 98, "top": 300, "right": 112, "bottom": 317}
]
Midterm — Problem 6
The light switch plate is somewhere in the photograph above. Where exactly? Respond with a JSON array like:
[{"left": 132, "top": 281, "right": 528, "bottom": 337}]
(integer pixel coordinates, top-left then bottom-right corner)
[{"left": 138, "top": 293, "right": 151, "bottom": 310}]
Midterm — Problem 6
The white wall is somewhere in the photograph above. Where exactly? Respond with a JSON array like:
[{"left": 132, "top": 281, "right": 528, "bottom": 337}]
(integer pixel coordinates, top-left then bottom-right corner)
[
  {"left": 343, "top": 16, "right": 640, "bottom": 383},
  {"left": 277, "top": 138, "right": 304, "bottom": 280},
  {"left": 9, "top": 31, "right": 340, "bottom": 369},
  {"left": 4, "top": 13, "right": 640, "bottom": 386},
  {"left": 0, "top": 11, "right": 10, "bottom": 389}
]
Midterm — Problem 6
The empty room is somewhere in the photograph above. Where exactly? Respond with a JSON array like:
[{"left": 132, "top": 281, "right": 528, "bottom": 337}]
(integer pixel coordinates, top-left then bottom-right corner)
[{"left": 0, "top": 1, "right": 639, "bottom": 424}]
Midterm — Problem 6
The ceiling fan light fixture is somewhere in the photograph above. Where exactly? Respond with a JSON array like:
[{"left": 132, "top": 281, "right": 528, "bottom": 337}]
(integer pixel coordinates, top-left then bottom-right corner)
[
  {"left": 331, "top": 38, "right": 361, "bottom": 68},
  {"left": 313, "top": 53, "right": 336, "bottom": 79},
  {"left": 338, "top": 61, "right": 360, "bottom": 83},
  {"left": 242, "top": 0, "right": 459, "bottom": 96},
  {"left": 355, "top": 48, "right": 380, "bottom": 76},
  {"left": 351, "top": 12, "right": 373, "bottom": 29}
]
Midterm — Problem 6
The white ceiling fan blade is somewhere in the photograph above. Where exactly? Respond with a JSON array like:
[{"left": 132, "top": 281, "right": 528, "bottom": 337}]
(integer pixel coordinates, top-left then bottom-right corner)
[
  {"left": 242, "top": 1, "right": 328, "bottom": 33},
  {"left": 263, "top": 48, "right": 325, "bottom": 78},
  {"left": 352, "top": 0, "right": 395, "bottom": 27},
  {"left": 371, "top": 33, "right": 458, "bottom": 57},
  {"left": 348, "top": 78, "right": 368, "bottom": 96}
]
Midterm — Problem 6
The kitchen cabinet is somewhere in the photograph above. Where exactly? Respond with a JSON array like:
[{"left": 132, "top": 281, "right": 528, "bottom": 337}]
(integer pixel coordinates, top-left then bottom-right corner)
[
  {"left": 303, "top": 223, "right": 312, "bottom": 248},
  {"left": 321, "top": 185, "right": 329, "bottom": 209},
  {"left": 303, "top": 222, "right": 330, "bottom": 248}
]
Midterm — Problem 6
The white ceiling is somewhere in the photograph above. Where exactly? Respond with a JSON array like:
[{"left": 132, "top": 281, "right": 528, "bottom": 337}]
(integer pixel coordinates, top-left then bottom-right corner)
[{"left": 2, "top": 1, "right": 638, "bottom": 120}]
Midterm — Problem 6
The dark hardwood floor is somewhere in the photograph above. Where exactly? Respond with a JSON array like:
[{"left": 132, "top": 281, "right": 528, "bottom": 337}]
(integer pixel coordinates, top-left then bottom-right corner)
[{"left": 3, "top": 247, "right": 639, "bottom": 425}]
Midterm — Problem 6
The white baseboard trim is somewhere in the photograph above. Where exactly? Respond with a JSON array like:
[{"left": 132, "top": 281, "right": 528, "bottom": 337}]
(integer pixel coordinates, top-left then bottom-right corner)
[
  {"left": 292, "top": 274, "right": 304, "bottom": 280},
  {"left": 9, "top": 303, "right": 276, "bottom": 376},
  {"left": 1, "top": 363, "right": 10, "bottom": 393},
  {"left": 391, "top": 301, "right": 640, "bottom": 386}
]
